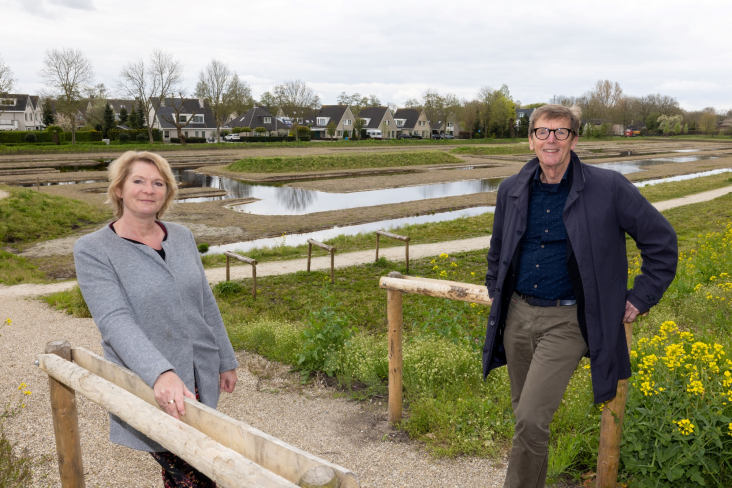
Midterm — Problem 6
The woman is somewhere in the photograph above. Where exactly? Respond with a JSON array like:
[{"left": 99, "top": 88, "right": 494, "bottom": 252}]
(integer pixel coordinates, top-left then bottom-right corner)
[{"left": 74, "top": 151, "right": 238, "bottom": 487}]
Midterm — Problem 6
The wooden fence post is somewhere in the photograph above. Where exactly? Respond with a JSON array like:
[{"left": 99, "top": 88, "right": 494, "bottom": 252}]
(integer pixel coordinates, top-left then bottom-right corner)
[
  {"left": 596, "top": 321, "right": 634, "bottom": 488},
  {"left": 387, "top": 288, "right": 403, "bottom": 424},
  {"left": 45, "top": 340, "right": 86, "bottom": 488},
  {"left": 375, "top": 234, "right": 380, "bottom": 261},
  {"left": 252, "top": 262, "right": 257, "bottom": 299},
  {"left": 405, "top": 240, "right": 409, "bottom": 274},
  {"left": 223, "top": 252, "right": 258, "bottom": 298},
  {"left": 226, "top": 254, "right": 230, "bottom": 282},
  {"left": 330, "top": 250, "right": 335, "bottom": 284},
  {"left": 374, "top": 231, "right": 410, "bottom": 273},
  {"left": 307, "top": 243, "right": 312, "bottom": 272}
]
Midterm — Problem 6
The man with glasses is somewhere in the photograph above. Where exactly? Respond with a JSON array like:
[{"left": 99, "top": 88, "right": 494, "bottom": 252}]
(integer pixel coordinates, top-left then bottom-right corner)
[{"left": 483, "top": 104, "right": 678, "bottom": 487}]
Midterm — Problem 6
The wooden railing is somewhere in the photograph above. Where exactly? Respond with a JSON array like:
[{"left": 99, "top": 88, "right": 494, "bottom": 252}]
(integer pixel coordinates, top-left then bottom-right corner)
[
  {"left": 306, "top": 239, "right": 336, "bottom": 284},
  {"left": 37, "top": 340, "right": 360, "bottom": 488},
  {"left": 378, "top": 272, "right": 634, "bottom": 488},
  {"left": 375, "top": 231, "right": 410, "bottom": 273},
  {"left": 224, "top": 251, "right": 258, "bottom": 298}
]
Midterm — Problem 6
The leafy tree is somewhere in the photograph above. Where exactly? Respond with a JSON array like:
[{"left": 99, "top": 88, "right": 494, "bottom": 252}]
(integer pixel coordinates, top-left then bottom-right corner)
[
  {"left": 259, "top": 91, "right": 278, "bottom": 113},
  {"left": 102, "top": 102, "right": 115, "bottom": 138},
  {"left": 353, "top": 117, "right": 365, "bottom": 140},
  {"left": 118, "top": 106, "right": 128, "bottom": 125},
  {"left": 326, "top": 121, "right": 336, "bottom": 141},
  {"left": 699, "top": 111, "right": 718, "bottom": 135},
  {"left": 645, "top": 113, "right": 661, "bottom": 132},
  {"left": 273, "top": 79, "right": 320, "bottom": 142},
  {"left": 522, "top": 102, "right": 546, "bottom": 109},
  {"left": 673, "top": 121, "right": 681, "bottom": 136},
  {"left": 683, "top": 123, "right": 688, "bottom": 134},
  {"left": 404, "top": 98, "right": 421, "bottom": 109},
  {"left": 128, "top": 105, "right": 140, "bottom": 129}
]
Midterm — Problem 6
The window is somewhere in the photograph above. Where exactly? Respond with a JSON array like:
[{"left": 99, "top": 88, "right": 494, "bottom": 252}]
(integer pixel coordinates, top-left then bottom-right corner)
[
  {"left": 201, "top": 131, "right": 205, "bottom": 137},
  {"left": 195, "top": 131, "right": 199, "bottom": 137},
  {"left": 337, "top": 130, "right": 342, "bottom": 136},
  {"left": 344, "top": 119, "right": 352, "bottom": 126},
  {"left": 0, "top": 99, "right": 15, "bottom": 106},
  {"left": 184, "top": 131, "right": 188, "bottom": 137},
  {"left": 385, "top": 120, "right": 390, "bottom": 125},
  {"left": 164, "top": 131, "right": 169, "bottom": 138},
  {"left": 317, "top": 117, "right": 328, "bottom": 125},
  {"left": 179, "top": 115, "right": 187, "bottom": 123},
  {"left": 191, "top": 115, "right": 204, "bottom": 123},
  {"left": 264, "top": 117, "right": 271, "bottom": 124}
]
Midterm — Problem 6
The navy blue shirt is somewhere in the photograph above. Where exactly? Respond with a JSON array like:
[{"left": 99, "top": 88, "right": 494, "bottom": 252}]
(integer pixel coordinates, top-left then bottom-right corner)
[{"left": 514, "top": 164, "right": 575, "bottom": 300}]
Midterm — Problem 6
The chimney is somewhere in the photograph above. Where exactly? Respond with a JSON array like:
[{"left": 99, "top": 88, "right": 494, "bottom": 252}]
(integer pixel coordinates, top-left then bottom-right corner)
[{"left": 199, "top": 97, "right": 204, "bottom": 108}]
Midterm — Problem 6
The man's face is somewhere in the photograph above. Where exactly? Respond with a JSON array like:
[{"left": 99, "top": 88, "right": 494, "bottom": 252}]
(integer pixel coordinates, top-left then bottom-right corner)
[{"left": 529, "top": 117, "right": 578, "bottom": 171}]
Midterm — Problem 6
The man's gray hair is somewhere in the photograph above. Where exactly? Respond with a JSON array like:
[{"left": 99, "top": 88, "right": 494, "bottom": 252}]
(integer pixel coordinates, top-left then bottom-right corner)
[{"left": 528, "top": 104, "right": 582, "bottom": 137}]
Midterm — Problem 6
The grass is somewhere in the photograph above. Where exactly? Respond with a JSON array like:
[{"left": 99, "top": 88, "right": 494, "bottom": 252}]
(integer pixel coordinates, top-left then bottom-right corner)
[
  {"left": 42, "top": 285, "right": 91, "bottom": 318},
  {"left": 0, "top": 185, "right": 111, "bottom": 246},
  {"left": 0, "top": 137, "right": 522, "bottom": 155},
  {"left": 226, "top": 151, "right": 464, "bottom": 173},
  {"left": 0, "top": 251, "right": 47, "bottom": 285},
  {"left": 450, "top": 144, "right": 532, "bottom": 156},
  {"left": 637, "top": 174, "right": 732, "bottom": 203},
  {"left": 200, "top": 211, "right": 494, "bottom": 268}
]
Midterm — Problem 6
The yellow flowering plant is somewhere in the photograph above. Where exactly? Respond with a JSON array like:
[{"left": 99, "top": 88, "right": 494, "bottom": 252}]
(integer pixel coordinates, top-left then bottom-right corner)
[{"left": 621, "top": 321, "right": 732, "bottom": 487}]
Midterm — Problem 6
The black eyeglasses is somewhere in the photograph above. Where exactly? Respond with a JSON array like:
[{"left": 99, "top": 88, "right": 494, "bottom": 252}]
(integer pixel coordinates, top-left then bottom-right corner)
[{"left": 532, "top": 128, "right": 574, "bottom": 140}]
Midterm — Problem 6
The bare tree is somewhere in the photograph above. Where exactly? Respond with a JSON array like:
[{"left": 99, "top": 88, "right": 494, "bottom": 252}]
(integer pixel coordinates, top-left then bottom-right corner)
[
  {"left": 195, "top": 60, "right": 250, "bottom": 141},
  {"left": 273, "top": 80, "right": 321, "bottom": 141},
  {"left": 160, "top": 92, "right": 198, "bottom": 144},
  {"left": 39, "top": 48, "right": 94, "bottom": 144},
  {"left": 118, "top": 49, "right": 183, "bottom": 143},
  {"left": 0, "top": 55, "right": 18, "bottom": 117},
  {"left": 84, "top": 83, "right": 111, "bottom": 128}
]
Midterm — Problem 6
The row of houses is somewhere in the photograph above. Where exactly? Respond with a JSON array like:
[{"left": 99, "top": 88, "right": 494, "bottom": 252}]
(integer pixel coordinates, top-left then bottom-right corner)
[{"left": 0, "top": 92, "right": 464, "bottom": 141}]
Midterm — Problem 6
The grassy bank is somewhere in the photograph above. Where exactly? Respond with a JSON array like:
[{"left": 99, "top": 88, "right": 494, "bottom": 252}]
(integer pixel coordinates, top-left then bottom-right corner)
[
  {"left": 638, "top": 172, "right": 732, "bottom": 202},
  {"left": 227, "top": 151, "right": 463, "bottom": 173},
  {"left": 0, "top": 185, "right": 111, "bottom": 284},
  {"left": 0, "top": 138, "right": 521, "bottom": 156},
  {"left": 450, "top": 144, "right": 531, "bottom": 156}
]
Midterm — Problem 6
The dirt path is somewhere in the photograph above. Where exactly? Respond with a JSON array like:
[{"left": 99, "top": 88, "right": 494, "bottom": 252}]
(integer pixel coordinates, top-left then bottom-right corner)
[
  {"left": 0, "top": 189, "right": 8, "bottom": 199},
  {"left": 1, "top": 296, "right": 507, "bottom": 487}
]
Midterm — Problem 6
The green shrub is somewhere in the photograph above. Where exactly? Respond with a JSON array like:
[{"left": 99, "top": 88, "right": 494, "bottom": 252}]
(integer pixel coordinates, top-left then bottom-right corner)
[
  {"left": 227, "top": 318, "right": 302, "bottom": 364},
  {"left": 23, "top": 133, "right": 36, "bottom": 143},
  {"left": 135, "top": 134, "right": 147, "bottom": 142},
  {"left": 119, "top": 133, "right": 130, "bottom": 143},
  {"left": 64, "top": 131, "right": 102, "bottom": 143},
  {"left": 0, "top": 131, "right": 65, "bottom": 144},
  {"left": 197, "top": 243, "right": 209, "bottom": 253},
  {"left": 45, "top": 125, "right": 63, "bottom": 133},
  {"left": 212, "top": 280, "right": 243, "bottom": 298},
  {"left": 109, "top": 129, "right": 161, "bottom": 142},
  {"left": 170, "top": 137, "right": 206, "bottom": 144},
  {"left": 297, "top": 298, "right": 357, "bottom": 377}
]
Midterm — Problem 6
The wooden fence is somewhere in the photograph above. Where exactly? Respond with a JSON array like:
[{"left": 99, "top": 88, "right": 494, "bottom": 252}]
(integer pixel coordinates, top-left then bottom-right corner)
[
  {"left": 375, "top": 231, "right": 410, "bottom": 273},
  {"left": 37, "top": 340, "right": 360, "bottom": 488},
  {"left": 378, "top": 272, "right": 635, "bottom": 488},
  {"left": 225, "top": 251, "right": 258, "bottom": 298},
  {"left": 307, "top": 239, "right": 336, "bottom": 284}
]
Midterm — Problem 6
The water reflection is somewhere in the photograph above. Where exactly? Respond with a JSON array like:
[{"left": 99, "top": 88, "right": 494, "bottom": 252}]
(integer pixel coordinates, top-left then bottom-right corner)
[{"left": 592, "top": 155, "right": 719, "bottom": 174}]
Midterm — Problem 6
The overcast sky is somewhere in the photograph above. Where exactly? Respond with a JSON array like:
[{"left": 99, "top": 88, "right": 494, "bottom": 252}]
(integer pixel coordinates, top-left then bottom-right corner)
[{"left": 7, "top": 0, "right": 731, "bottom": 111}]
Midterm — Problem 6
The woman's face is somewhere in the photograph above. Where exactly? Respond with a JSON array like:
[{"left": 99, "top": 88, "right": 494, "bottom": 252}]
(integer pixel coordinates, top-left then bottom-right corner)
[{"left": 115, "top": 161, "right": 167, "bottom": 220}]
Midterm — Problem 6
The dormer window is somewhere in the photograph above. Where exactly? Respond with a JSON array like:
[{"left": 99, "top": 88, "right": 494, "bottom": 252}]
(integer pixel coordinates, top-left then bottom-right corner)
[
  {"left": 263, "top": 117, "right": 271, "bottom": 124},
  {"left": 191, "top": 115, "right": 203, "bottom": 123},
  {"left": 0, "top": 99, "right": 15, "bottom": 106},
  {"left": 179, "top": 115, "right": 187, "bottom": 123},
  {"left": 317, "top": 117, "right": 329, "bottom": 125}
]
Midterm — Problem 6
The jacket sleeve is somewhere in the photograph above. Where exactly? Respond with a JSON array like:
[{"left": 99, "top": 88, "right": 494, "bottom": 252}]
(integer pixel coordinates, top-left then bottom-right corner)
[
  {"left": 613, "top": 172, "right": 678, "bottom": 313},
  {"left": 189, "top": 232, "right": 239, "bottom": 373},
  {"left": 485, "top": 185, "right": 506, "bottom": 299},
  {"left": 73, "top": 238, "right": 174, "bottom": 389}
]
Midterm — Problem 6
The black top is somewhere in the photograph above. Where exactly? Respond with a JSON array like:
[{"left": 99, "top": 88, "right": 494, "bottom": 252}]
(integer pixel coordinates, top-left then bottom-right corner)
[
  {"left": 514, "top": 164, "right": 574, "bottom": 300},
  {"left": 109, "top": 221, "right": 168, "bottom": 261}
]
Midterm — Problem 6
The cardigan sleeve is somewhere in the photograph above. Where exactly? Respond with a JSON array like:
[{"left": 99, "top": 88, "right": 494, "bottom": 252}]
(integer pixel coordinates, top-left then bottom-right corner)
[
  {"left": 189, "top": 231, "right": 239, "bottom": 373},
  {"left": 73, "top": 237, "right": 175, "bottom": 388}
]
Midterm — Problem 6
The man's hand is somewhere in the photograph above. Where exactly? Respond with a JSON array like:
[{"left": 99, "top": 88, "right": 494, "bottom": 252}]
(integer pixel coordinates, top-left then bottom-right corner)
[
  {"left": 220, "top": 369, "right": 237, "bottom": 393},
  {"left": 153, "top": 371, "right": 196, "bottom": 420},
  {"left": 623, "top": 301, "right": 641, "bottom": 324}
]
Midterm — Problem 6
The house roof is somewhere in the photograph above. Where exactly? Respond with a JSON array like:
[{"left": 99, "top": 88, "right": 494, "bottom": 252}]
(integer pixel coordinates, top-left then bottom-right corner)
[
  {"left": 156, "top": 98, "right": 216, "bottom": 129},
  {"left": 29, "top": 96, "right": 40, "bottom": 111},
  {"left": 106, "top": 99, "right": 138, "bottom": 114},
  {"left": 358, "top": 106, "right": 389, "bottom": 129},
  {"left": 223, "top": 106, "right": 283, "bottom": 131},
  {"left": 516, "top": 108, "right": 534, "bottom": 119},
  {"left": 312, "top": 105, "right": 349, "bottom": 128},
  {"left": 0, "top": 94, "right": 30, "bottom": 112},
  {"left": 393, "top": 108, "right": 423, "bottom": 129}
]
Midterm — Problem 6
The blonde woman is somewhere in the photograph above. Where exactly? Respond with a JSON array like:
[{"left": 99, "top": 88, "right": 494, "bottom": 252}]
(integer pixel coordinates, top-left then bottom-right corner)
[{"left": 74, "top": 151, "right": 238, "bottom": 487}]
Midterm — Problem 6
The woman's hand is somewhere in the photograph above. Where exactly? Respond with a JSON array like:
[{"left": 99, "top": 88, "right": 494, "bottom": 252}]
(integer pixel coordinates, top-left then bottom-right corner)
[
  {"left": 153, "top": 371, "right": 195, "bottom": 420},
  {"left": 220, "top": 369, "right": 237, "bottom": 393}
]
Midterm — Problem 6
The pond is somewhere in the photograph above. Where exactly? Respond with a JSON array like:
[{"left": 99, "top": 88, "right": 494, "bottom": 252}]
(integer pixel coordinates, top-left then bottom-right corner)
[{"left": 591, "top": 155, "right": 719, "bottom": 174}]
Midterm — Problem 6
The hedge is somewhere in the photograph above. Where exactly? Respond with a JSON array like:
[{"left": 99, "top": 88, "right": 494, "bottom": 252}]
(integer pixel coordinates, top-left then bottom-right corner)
[
  {"left": 170, "top": 137, "right": 206, "bottom": 144},
  {"left": 231, "top": 136, "right": 310, "bottom": 143},
  {"left": 0, "top": 131, "right": 66, "bottom": 144},
  {"left": 108, "top": 129, "right": 162, "bottom": 142},
  {"left": 63, "top": 131, "right": 103, "bottom": 142}
]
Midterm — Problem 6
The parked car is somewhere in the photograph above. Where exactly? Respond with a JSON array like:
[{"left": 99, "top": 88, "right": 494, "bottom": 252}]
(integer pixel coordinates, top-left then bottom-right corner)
[
  {"left": 224, "top": 134, "right": 240, "bottom": 142},
  {"left": 431, "top": 133, "right": 444, "bottom": 139},
  {"left": 411, "top": 133, "right": 423, "bottom": 140},
  {"left": 444, "top": 134, "right": 455, "bottom": 140},
  {"left": 396, "top": 133, "right": 412, "bottom": 140}
]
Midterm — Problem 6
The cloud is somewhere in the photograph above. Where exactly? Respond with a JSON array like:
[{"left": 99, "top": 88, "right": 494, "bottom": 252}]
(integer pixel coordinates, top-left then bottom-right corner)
[
  {"left": 655, "top": 80, "right": 722, "bottom": 93},
  {"left": 17, "top": 0, "right": 94, "bottom": 18},
  {"left": 48, "top": 0, "right": 95, "bottom": 10}
]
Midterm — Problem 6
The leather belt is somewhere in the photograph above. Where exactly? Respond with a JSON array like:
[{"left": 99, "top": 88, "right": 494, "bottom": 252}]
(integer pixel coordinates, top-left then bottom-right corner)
[{"left": 515, "top": 291, "right": 577, "bottom": 307}]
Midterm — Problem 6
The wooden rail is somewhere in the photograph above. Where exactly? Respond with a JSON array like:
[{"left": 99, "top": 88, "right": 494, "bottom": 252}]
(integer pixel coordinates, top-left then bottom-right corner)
[
  {"left": 375, "top": 231, "right": 410, "bottom": 273},
  {"left": 37, "top": 341, "right": 360, "bottom": 488},
  {"left": 224, "top": 251, "right": 258, "bottom": 298},
  {"left": 378, "top": 272, "right": 635, "bottom": 488},
  {"left": 306, "top": 239, "right": 336, "bottom": 284}
]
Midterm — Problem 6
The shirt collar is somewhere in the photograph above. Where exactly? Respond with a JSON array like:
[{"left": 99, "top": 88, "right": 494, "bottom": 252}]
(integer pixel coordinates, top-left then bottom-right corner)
[{"left": 533, "top": 163, "right": 571, "bottom": 189}]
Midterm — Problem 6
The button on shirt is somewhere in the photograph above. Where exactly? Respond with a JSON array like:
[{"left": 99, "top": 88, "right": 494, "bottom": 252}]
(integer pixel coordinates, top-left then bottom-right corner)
[{"left": 514, "top": 165, "right": 575, "bottom": 300}]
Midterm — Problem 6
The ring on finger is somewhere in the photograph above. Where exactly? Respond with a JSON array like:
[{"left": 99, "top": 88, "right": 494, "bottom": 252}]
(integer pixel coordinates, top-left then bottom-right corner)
[{"left": 167, "top": 400, "right": 175, "bottom": 404}]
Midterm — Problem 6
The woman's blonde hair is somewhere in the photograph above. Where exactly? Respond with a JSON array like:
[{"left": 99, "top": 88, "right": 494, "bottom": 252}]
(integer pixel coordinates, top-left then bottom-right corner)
[{"left": 106, "top": 151, "right": 178, "bottom": 220}]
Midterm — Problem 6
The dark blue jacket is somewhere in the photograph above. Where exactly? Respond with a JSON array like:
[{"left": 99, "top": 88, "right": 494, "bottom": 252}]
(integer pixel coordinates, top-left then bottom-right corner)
[{"left": 484, "top": 152, "right": 678, "bottom": 404}]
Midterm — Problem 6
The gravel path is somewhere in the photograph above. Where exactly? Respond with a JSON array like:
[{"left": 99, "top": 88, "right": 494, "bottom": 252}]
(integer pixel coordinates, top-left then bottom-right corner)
[{"left": 1, "top": 297, "right": 507, "bottom": 487}]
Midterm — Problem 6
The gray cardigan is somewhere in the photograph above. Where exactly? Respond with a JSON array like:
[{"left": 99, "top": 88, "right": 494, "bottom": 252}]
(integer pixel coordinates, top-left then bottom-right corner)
[{"left": 73, "top": 222, "right": 239, "bottom": 451}]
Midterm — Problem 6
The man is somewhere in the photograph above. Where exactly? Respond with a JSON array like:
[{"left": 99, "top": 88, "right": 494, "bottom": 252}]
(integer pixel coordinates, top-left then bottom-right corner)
[{"left": 484, "top": 104, "right": 678, "bottom": 488}]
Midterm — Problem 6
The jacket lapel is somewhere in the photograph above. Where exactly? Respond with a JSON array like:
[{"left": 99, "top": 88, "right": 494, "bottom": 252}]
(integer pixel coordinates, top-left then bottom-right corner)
[{"left": 510, "top": 158, "right": 539, "bottom": 221}]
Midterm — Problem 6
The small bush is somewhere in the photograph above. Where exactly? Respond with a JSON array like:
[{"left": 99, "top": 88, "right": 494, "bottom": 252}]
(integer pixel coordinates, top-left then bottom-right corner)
[
  {"left": 119, "top": 133, "right": 130, "bottom": 143},
  {"left": 43, "top": 286, "right": 91, "bottom": 318},
  {"left": 170, "top": 137, "right": 206, "bottom": 144},
  {"left": 46, "top": 125, "right": 63, "bottom": 133},
  {"left": 23, "top": 133, "right": 36, "bottom": 143},
  {"left": 136, "top": 134, "right": 147, "bottom": 142},
  {"left": 297, "top": 297, "right": 357, "bottom": 377},
  {"left": 197, "top": 243, "right": 209, "bottom": 254},
  {"left": 213, "top": 280, "right": 243, "bottom": 298}
]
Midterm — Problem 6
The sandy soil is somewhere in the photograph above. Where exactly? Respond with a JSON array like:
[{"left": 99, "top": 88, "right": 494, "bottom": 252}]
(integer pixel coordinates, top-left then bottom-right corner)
[
  {"left": 1, "top": 296, "right": 508, "bottom": 488},
  {"left": 0, "top": 189, "right": 8, "bottom": 199}
]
